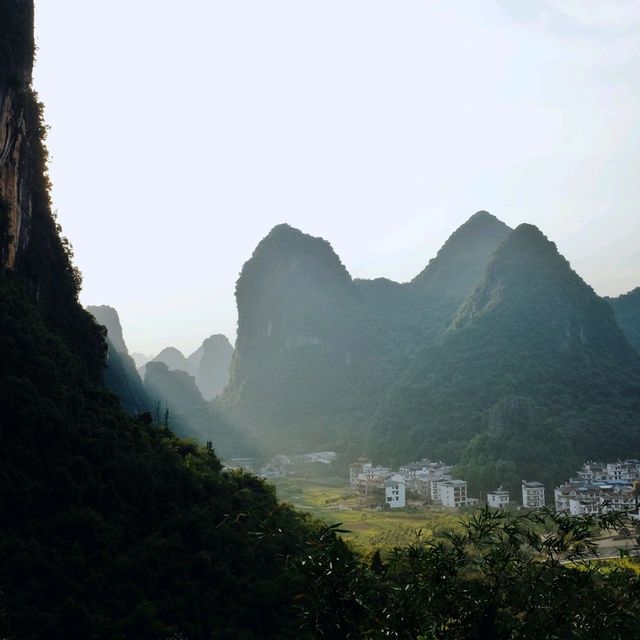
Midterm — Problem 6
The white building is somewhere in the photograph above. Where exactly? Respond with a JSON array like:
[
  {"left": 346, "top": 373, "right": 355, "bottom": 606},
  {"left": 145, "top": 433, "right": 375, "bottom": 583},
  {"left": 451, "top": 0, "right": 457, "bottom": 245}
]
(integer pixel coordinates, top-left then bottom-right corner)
[
  {"left": 487, "top": 488, "right": 510, "bottom": 509},
  {"left": 555, "top": 480, "right": 637, "bottom": 516},
  {"left": 522, "top": 481, "right": 545, "bottom": 509},
  {"left": 384, "top": 474, "right": 406, "bottom": 508},
  {"left": 439, "top": 480, "right": 468, "bottom": 508}
]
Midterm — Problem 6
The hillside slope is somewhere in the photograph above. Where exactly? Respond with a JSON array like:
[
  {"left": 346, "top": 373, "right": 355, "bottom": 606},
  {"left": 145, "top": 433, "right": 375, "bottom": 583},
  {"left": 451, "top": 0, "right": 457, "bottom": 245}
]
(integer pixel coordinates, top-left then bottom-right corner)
[
  {"left": 370, "top": 225, "right": 640, "bottom": 491},
  {"left": 87, "top": 305, "right": 150, "bottom": 414},
  {"left": 607, "top": 287, "right": 640, "bottom": 353},
  {"left": 0, "top": 5, "right": 330, "bottom": 637}
]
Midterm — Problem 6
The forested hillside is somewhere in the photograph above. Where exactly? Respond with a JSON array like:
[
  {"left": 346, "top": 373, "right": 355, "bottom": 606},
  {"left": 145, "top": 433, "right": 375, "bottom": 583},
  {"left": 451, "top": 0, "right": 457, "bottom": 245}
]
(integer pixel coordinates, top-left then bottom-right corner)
[
  {"left": 608, "top": 287, "right": 640, "bottom": 353},
  {"left": 370, "top": 225, "right": 640, "bottom": 492},
  {"left": 0, "top": 5, "right": 333, "bottom": 636},
  {"left": 220, "top": 223, "right": 406, "bottom": 453},
  {"left": 220, "top": 214, "right": 512, "bottom": 454}
]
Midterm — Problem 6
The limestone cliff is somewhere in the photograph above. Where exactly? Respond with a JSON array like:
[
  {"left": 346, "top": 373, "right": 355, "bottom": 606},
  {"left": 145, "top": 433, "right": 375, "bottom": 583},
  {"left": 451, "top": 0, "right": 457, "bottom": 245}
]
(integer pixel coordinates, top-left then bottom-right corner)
[{"left": 0, "top": 0, "right": 104, "bottom": 376}]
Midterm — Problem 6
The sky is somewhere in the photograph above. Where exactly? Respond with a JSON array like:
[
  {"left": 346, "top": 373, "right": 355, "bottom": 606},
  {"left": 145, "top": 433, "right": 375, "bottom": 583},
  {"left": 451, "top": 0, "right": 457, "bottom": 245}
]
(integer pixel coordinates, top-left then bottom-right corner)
[{"left": 33, "top": 0, "right": 640, "bottom": 356}]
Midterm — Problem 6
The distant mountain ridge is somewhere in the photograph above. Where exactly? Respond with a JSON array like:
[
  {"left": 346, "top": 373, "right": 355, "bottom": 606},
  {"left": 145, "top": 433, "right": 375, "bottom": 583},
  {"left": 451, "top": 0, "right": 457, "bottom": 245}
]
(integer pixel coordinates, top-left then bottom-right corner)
[
  {"left": 140, "top": 335, "right": 234, "bottom": 401},
  {"left": 219, "top": 215, "right": 640, "bottom": 487},
  {"left": 369, "top": 224, "right": 640, "bottom": 491},
  {"left": 86, "top": 305, "right": 150, "bottom": 415}
]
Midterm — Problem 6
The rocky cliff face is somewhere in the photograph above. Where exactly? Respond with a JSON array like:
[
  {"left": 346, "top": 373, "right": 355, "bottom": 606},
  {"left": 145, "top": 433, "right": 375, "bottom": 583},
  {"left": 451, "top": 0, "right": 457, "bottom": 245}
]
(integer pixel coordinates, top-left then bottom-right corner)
[
  {"left": 190, "top": 334, "right": 234, "bottom": 400},
  {"left": 220, "top": 223, "right": 404, "bottom": 452},
  {"left": 0, "top": 0, "right": 104, "bottom": 377},
  {"left": 0, "top": 0, "right": 34, "bottom": 270},
  {"left": 87, "top": 305, "right": 150, "bottom": 414}
]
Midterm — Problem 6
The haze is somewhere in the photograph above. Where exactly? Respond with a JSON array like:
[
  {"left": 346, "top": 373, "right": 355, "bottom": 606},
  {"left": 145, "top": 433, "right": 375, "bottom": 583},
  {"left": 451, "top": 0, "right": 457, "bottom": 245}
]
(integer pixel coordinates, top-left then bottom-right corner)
[{"left": 33, "top": 0, "right": 640, "bottom": 356}]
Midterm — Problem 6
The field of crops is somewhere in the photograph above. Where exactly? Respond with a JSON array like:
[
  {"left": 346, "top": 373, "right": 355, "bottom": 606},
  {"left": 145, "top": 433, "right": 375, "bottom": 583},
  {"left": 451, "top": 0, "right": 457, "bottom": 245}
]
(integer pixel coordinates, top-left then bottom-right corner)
[{"left": 271, "top": 476, "right": 466, "bottom": 555}]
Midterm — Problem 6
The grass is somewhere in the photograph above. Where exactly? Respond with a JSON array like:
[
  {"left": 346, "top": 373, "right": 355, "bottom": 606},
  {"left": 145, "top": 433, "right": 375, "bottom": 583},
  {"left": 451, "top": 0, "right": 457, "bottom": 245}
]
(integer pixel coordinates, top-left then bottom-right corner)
[{"left": 271, "top": 476, "right": 465, "bottom": 555}]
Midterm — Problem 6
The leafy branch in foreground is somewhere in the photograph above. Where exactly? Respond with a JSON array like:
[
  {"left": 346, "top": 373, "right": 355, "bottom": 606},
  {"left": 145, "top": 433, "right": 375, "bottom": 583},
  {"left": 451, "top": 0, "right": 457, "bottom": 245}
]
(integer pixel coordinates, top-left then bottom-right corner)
[{"left": 292, "top": 506, "right": 640, "bottom": 639}]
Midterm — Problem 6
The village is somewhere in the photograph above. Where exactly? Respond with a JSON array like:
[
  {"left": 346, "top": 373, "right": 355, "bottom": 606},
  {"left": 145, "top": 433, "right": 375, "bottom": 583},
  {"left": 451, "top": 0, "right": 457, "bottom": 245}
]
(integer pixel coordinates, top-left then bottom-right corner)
[{"left": 226, "top": 453, "right": 640, "bottom": 516}]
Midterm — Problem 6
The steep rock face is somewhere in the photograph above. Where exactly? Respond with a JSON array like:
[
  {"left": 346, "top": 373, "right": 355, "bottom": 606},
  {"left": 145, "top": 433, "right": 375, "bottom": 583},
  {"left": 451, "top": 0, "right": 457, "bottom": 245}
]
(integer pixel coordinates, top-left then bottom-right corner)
[
  {"left": 87, "top": 305, "right": 128, "bottom": 354},
  {"left": 370, "top": 224, "right": 640, "bottom": 488},
  {"left": 1, "top": 7, "right": 323, "bottom": 636},
  {"left": 0, "top": 1, "right": 104, "bottom": 376},
  {"left": 190, "top": 334, "right": 234, "bottom": 400},
  {"left": 87, "top": 305, "right": 150, "bottom": 414},
  {"left": 0, "top": 0, "right": 34, "bottom": 270},
  {"left": 407, "top": 210, "right": 512, "bottom": 341},
  {"left": 607, "top": 287, "right": 640, "bottom": 353},
  {"left": 221, "top": 223, "right": 403, "bottom": 451}
]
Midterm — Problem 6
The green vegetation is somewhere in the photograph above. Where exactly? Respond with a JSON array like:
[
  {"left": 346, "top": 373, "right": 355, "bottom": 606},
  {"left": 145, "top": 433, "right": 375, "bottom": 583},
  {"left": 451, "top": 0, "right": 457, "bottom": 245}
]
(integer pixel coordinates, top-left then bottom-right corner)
[
  {"left": 272, "top": 477, "right": 462, "bottom": 554},
  {"left": 608, "top": 287, "right": 640, "bottom": 353},
  {"left": 222, "top": 214, "right": 640, "bottom": 497},
  {"left": 370, "top": 225, "right": 640, "bottom": 494},
  {"left": 219, "top": 214, "right": 511, "bottom": 456},
  {"left": 294, "top": 506, "right": 640, "bottom": 639},
  {"left": 0, "top": 276, "right": 332, "bottom": 638},
  {"left": 4, "top": 3, "right": 640, "bottom": 635}
]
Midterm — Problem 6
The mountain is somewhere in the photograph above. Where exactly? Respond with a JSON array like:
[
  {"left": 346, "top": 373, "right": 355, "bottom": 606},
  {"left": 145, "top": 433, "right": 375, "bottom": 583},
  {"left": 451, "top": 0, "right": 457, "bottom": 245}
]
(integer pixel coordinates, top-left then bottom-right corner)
[
  {"left": 407, "top": 210, "right": 512, "bottom": 340},
  {"left": 607, "top": 287, "right": 640, "bottom": 353},
  {"left": 221, "top": 214, "right": 513, "bottom": 454},
  {"left": 140, "top": 334, "right": 234, "bottom": 402},
  {"left": 220, "top": 223, "right": 405, "bottom": 452},
  {"left": 138, "top": 346, "right": 189, "bottom": 380},
  {"left": 144, "top": 360, "right": 246, "bottom": 456},
  {"left": 353, "top": 211, "right": 512, "bottom": 351},
  {"left": 370, "top": 224, "right": 640, "bottom": 491},
  {"left": 151, "top": 345, "right": 190, "bottom": 371},
  {"left": 86, "top": 305, "right": 150, "bottom": 414},
  {"left": 0, "top": 6, "right": 330, "bottom": 636},
  {"left": 130, "top": 351, "right": 150, "bottom": 367},
  {"left": 189, "top": 333, "right": 234, "bottom": 400}
]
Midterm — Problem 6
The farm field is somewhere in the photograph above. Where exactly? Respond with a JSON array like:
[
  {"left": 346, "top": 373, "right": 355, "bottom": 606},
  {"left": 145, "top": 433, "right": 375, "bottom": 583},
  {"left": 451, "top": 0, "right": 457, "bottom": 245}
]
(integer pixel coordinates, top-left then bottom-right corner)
[{"left": 271, "top": 476, "right": 466, "bottom": 554}]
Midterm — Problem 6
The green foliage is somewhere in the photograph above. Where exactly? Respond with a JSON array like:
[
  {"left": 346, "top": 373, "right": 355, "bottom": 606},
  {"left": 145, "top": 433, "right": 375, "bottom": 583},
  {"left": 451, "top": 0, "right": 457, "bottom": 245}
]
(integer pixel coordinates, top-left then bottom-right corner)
[
  {"left": 144, "top": 360, "right": 250, "bottom": 457},
  {"left": 294, "top": 507, "right": 640, "bottom": 639},
  {"left": 0, "top": 276, "right": 329, "bottom": 638},
  {"left": 608, "top": 287, "right": 640, "bottom": 353},
  {"left": 220, "top": 214, "right": 511, "bottom": 457},
  {"left": 371, "top": 225, "right": 640, "bottom": 493}
]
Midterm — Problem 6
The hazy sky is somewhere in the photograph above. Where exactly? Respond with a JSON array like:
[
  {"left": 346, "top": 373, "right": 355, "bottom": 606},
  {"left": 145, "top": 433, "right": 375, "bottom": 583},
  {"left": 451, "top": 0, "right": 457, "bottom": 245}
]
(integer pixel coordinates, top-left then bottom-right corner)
[{"left": 34, "top": 0, "right": 640, "bottom": 356}]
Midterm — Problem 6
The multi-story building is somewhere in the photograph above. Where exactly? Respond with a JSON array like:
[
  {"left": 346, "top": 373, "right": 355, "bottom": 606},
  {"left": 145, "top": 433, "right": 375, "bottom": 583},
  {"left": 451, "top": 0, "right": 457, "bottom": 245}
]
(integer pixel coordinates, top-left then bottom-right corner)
[
  {"left": 439, "top": 480, "right": 468, "bottom": 508},
  {"left": 555, "top": 479, "right": 638, "bottom": 516},
  {"left": 487, "top": 488, "right": 510, "bottom": 509},
  {"left": 384, "top": 474, "right": 406, "bottom": 509},
  {"left": 521, "top": 481, "right": 545, "bottom": 509},
  {"left": 401, "top": 461, "right": 453, "bottom": 497}
]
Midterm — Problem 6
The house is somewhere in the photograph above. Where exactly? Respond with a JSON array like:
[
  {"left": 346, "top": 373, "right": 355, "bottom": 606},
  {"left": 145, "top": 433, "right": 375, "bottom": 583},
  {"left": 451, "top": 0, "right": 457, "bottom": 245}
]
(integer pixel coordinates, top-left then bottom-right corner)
[
  {"left": 555, "top": 479, "right": 638, "bottom": 515},
  {"left": 349, "top": 460, "right": 370, "bottom": 484},
  {"left": 439, "top": 480, "right": 468, "bottom": 508},
  {"left": 384, "top": 474, "right": 406, "bottom": 508},
  {"left": 521, "top": 481, "right": 545, "bottom": 509},
  {"left": 487, "top": 488, "right": 510, "bottom": 509}
]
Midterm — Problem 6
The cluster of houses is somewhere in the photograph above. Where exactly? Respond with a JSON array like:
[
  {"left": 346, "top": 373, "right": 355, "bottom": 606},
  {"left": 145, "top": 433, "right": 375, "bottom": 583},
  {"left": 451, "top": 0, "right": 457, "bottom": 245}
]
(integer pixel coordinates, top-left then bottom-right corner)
[
  {"left": 350, "top": 459, "right": 554, "bottom": 511},
  {"left": 232, "top": 451, "right": 640, "bottom": 518},
  {"left": 554, "top": 460, "right": 640, "bottom": 516},
  {"left": 349, "top": 459, "right": 480, "bottom": 509}
]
